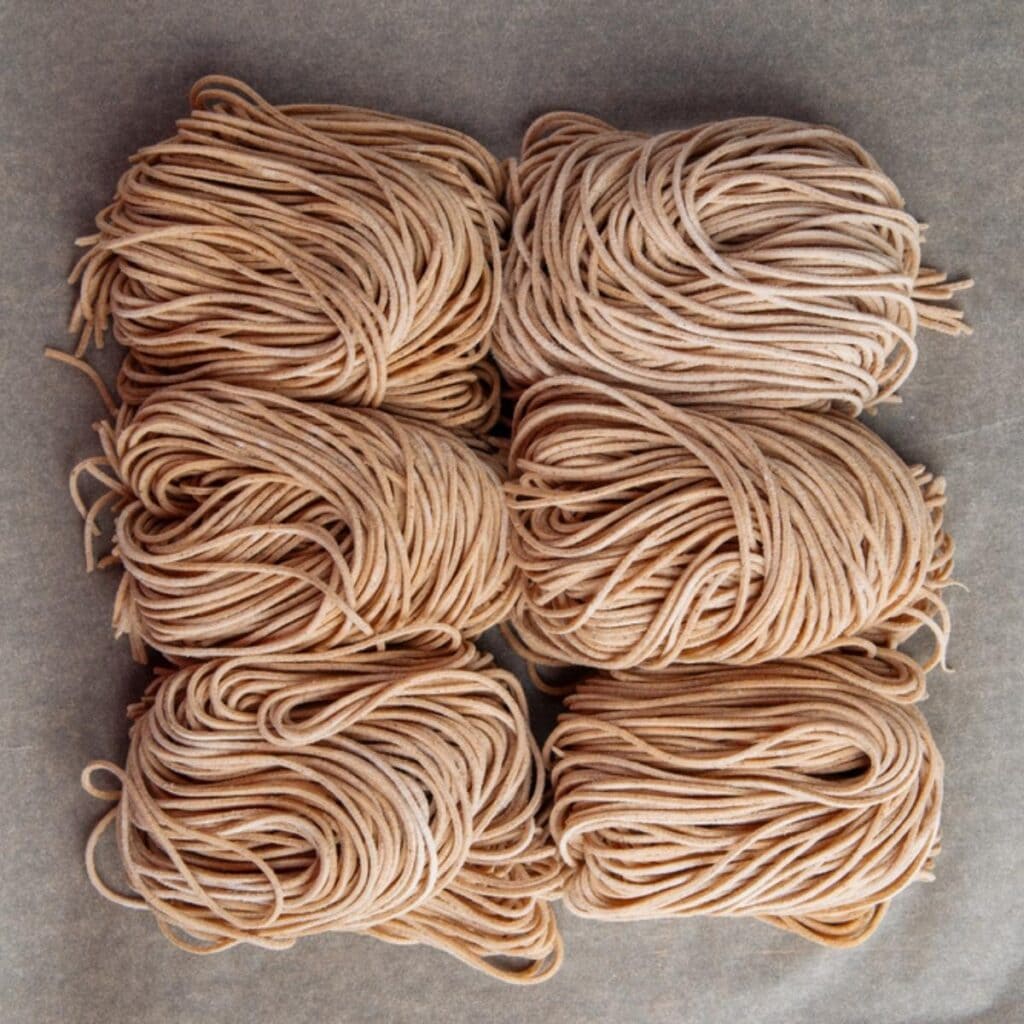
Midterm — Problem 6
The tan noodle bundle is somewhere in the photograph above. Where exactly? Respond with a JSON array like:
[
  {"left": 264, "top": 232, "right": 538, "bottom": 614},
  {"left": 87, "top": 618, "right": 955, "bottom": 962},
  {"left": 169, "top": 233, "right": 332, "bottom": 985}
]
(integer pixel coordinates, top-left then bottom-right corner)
[
  {"left": 72, "top": 381, "right": 518, "bottom": 660},
  {"left": 69, "top": 75, "right": 508, "bottom": 432},
  {"left": 495, "top": 112, "right": 970, "bottom": 412},
  {"left": 84, "top": 642, "right": 564, "bottom": 982},
  {"left": 546, "top": 653, "right": 943, "bottom": 947},
  {"left": 506, "top": 377, "right": 952, "bottom": 671}
]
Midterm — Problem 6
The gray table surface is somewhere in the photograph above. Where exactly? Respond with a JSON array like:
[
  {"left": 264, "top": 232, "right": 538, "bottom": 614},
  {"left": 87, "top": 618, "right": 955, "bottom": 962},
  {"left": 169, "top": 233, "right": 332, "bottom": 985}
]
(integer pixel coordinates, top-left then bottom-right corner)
[{"left": 2, "top": 2, "right": 1021, "bottom": 1022}]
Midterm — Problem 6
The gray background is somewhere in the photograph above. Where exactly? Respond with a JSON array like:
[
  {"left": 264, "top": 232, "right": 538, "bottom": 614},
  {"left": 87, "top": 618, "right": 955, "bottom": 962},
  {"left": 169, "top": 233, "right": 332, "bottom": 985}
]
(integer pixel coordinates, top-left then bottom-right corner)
[{"left": 1, "top": 1, "right": 1021, "bottom": 1021}]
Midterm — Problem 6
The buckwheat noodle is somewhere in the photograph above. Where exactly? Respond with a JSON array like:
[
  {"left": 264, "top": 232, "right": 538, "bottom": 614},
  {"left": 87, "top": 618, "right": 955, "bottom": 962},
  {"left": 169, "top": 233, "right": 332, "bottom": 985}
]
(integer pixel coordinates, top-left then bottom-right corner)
[
  {"left": 60, "top": 87, "right": 967, "bottom": 979},
  {"left": 506, "top": 377, "right": 952, "bottom": 671},
  {"left": 71, "top": 380, "right": 518, "bottom": 661},
  {"left": 70, "top": 75, "right": 508, "bottom": 432},
  {"left": 495, "top": 112, "right": 970, "bottom": 412},
  {"left": 546, "top": 653, "right": 942, "bottom": 946},
  {"left": 83, "top": 641, "right": 564, "bottom": 982}
]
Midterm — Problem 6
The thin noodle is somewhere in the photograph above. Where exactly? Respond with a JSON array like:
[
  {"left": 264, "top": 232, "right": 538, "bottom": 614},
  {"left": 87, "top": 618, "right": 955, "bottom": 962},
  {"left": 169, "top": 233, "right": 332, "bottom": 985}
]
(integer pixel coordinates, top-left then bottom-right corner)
[
  {"left": 506, "top": 377, "right": 952, "bottom": 671},
  {"left": 546, "top": 654, "right": 942, "bottom": 946},
  {"left": 72, "top": 381, "right": 519, "bottom": 661},
  {"left": 84, "top": 642, "right": 564, "bottom": 982},
  {"left": 495, "top": 112, "right": 970, "bottom": 412},
  {"left": 70, "top": 76, "right": 507, "bottom": 432}
]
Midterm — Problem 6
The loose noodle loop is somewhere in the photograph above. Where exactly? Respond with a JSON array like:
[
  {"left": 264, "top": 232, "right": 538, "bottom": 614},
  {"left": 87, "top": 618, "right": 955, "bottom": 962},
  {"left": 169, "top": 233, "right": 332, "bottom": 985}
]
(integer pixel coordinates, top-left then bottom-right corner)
[
  {"left": 73, "top": 381, "right": 519, "bottom": 660},
  {"left": 546, "top": 655, "right": 943, "bottom": 946},
  {"left": 506, "top": 377, "right": 952, "bottom": 671},
  {"left": 84, "top": 643, "right": 564, "bottom": 982},
  {"left": 70, "top": 75, "right": 508, "bottom": 432},
  {"left": 495, "top": 112, "right": 971, "bottom": 412}
]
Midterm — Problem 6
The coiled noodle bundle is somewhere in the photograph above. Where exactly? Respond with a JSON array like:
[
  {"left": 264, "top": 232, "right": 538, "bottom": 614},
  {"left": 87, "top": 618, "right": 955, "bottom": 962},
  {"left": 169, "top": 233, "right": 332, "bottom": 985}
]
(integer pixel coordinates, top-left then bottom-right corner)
[
  {"left": 506, "top": 377, "right": 951, "bottom": 670},
  {"left": 73, "top": 381, "right": 518, "bottom": 660},
  {"left": 85, "top": 643, "right": 563, "bottom": 981},
  {"left": 71, "top": 76, "right": 508, "bottom": 431},
  {"left": 495, "top": 112, "right": 970, "bottom": 412},
  {"left": 547, "top": 654, "right": 942, "bottom": 946}
]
